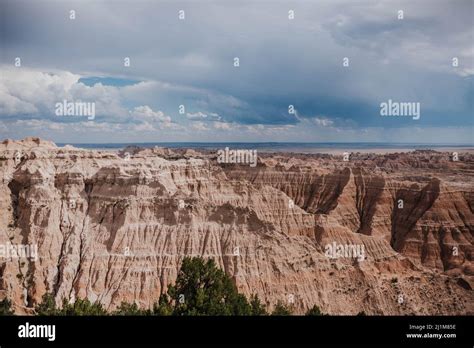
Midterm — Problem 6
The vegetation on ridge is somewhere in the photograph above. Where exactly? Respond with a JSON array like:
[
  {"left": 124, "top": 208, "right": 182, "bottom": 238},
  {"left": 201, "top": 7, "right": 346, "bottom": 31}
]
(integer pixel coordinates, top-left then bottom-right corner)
[{"left": 1, "top": 257, "right": 324, "bottom": 316}]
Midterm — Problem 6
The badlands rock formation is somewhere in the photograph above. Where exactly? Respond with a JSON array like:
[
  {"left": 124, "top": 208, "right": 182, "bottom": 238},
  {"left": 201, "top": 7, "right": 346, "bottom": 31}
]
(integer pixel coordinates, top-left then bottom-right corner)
[{"left": 0, "top": 137, "right": 472, "bottom": 315}]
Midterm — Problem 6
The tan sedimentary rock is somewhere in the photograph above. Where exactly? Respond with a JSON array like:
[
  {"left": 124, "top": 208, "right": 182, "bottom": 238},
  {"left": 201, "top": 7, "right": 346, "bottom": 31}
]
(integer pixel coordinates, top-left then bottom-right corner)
[{"left": 0, "top": 139, "right": 472, "bottom": 315}]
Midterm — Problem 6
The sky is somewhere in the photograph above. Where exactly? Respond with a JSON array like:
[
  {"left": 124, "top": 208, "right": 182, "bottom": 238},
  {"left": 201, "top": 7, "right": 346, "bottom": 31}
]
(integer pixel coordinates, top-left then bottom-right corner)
[{"left": 0, "top": 0, "right": 472, "bottom": 143}]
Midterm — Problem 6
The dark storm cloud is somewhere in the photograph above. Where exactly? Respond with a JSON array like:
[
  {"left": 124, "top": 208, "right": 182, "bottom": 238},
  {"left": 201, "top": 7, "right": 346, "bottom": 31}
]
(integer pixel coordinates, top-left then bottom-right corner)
[{"left": 0, "top": 0, "right": 472, "bottom": 142}]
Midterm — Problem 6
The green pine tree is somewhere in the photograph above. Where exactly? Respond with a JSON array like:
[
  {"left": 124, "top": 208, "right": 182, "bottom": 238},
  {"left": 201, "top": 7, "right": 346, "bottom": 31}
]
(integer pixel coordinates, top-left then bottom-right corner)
[
  {"left": 249, "top": 294, "right": 267, "bottom": 316},
  {"left": 152, "top": 294, "right": 173, "bottom": 316},
  {"left": 114, "top": 301, "right": 150, "bottom": 315},
  {"left": 271, "top": 300, "right": 292, "bottom": 316},
  {"left": 59, "top": 297, "right": 107, "bottom": 316},
  {"left": 35, "top": 293, "right": 58, "bottom": 315},
  {"left": 305, "top": 305, "right": 324, "bottom": 316},
  {"left": 161, "top": 257, "right": 259, "bottom": 315}
]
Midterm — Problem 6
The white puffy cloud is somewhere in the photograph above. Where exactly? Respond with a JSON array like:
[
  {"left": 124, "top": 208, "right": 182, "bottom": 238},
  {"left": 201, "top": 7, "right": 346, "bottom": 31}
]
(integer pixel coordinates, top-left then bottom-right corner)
[
  {"left": 0, "top": 67, "right": 77, "bottom": 117},
  {"left": 0, "top": 66, "right": 128, "bottom": 121},
  {"left": 186, "top": 111, "right": 221, "bottom": 121},
  {"left": 0, "top": 67, "right": 185, "bottom": 131},
  {"left": 314, "top": 117, "right": 334, "bottom": 127},
  {"left": 14, "top": 119, "right": 66, "bottom": 131},
  {"left": 129, "top": 105, "right": 172, "bottom": 126},
  {"left": 213, "top": 121, "right": 234, "bottom": 130},
  {"left": 0, "top": 90, "right": 38, "bottom": 116},
  {"left": 186, "top": 111, "right": 208, "bottom": 119},
  {"left": 191, "top": 122, "right": 209, "bottom": 131},
  {"left": 131, "top": 121, "right": 156, "bottom": 132}
]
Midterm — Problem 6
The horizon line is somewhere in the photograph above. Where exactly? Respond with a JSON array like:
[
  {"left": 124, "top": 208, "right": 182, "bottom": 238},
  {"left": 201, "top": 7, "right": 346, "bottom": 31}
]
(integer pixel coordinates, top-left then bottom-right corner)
[{"left": 55, "top": 141, "right": 474, "bottom": 146}]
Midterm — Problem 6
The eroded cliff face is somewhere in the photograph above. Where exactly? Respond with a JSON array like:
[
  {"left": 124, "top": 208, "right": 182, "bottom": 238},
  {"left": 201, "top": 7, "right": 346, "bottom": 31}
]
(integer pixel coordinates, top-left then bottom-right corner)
[{"left": 0, "top": 138, "right": 472, "bottom": 315}]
